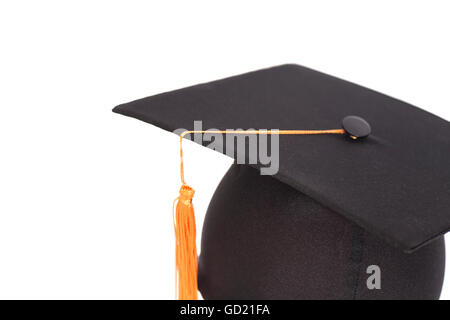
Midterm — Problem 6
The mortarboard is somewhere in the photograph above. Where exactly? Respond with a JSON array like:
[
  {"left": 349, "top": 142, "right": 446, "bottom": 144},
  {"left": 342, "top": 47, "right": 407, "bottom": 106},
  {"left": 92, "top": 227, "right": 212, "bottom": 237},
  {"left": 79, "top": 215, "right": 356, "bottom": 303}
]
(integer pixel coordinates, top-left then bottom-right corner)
[{"left": 113, "top": 64, "right": 449, "bottom": 300}]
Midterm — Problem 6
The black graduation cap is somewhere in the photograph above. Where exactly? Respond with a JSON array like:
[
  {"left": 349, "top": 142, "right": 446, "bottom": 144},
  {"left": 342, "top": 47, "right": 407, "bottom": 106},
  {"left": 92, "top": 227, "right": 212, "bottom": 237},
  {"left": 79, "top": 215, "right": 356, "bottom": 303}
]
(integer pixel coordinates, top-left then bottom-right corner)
[{"left": 113, "top": 64, "right": 449, "bottom": 300}]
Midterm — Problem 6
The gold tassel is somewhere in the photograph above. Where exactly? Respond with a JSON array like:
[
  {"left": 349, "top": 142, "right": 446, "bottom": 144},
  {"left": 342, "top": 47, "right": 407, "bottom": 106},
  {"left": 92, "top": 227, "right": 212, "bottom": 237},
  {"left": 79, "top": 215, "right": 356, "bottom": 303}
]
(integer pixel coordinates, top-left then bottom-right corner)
[
  {"left": 173, "top": 184, "right": 198, "bottom": 300},
  {"left": 173, "top": 129, "right": 346, "bottom": 300}
]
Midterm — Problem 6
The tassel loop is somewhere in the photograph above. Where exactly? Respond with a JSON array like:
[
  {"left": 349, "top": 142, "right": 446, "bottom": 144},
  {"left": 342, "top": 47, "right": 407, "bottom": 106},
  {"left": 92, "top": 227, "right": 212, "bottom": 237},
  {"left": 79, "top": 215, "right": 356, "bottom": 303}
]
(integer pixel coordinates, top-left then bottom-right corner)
[{"left": 178, "top": 184, "right": 195, "bottom": 204}]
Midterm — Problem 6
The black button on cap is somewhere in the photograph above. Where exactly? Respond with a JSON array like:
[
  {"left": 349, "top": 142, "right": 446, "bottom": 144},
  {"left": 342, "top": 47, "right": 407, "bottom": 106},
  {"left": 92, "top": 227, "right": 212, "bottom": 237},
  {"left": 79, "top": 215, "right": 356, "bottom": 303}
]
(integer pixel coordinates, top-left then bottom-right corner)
[{"left": 342, "top": 116, "right": 371, "bottom": 139}]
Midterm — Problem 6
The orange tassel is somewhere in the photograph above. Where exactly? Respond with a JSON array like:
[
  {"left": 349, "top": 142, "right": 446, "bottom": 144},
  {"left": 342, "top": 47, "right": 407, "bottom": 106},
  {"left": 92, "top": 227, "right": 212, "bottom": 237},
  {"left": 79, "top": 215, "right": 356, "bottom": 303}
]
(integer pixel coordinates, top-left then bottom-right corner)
[
  {"left": 173, "top": 129, "right": 345, "bottom": 300},
  {"left": 173, "top": 184, "right": 198, "bottom": 300}
]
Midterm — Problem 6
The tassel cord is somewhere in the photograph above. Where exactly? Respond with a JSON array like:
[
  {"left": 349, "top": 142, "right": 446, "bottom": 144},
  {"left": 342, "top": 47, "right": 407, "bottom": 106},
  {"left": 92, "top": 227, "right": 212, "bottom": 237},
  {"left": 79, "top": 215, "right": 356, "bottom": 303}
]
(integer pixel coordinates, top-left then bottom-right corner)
[{"left": 174, "top": 128, "right": 345, "bottom": 300}]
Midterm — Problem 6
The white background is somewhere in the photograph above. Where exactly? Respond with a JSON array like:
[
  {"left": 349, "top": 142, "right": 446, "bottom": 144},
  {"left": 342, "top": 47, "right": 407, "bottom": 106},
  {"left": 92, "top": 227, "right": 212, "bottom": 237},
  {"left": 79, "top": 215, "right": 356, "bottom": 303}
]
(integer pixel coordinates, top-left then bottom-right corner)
[{"left": 0, "top": 1, "right": 449, "bottom": 299}]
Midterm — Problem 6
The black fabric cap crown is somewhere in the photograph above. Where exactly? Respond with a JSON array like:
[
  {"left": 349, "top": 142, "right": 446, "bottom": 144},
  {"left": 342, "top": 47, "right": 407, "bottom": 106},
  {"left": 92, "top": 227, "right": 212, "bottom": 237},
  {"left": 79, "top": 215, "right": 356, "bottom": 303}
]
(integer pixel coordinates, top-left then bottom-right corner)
[{"left": 113, "top": 64, "right": 450, "bottom": 252}]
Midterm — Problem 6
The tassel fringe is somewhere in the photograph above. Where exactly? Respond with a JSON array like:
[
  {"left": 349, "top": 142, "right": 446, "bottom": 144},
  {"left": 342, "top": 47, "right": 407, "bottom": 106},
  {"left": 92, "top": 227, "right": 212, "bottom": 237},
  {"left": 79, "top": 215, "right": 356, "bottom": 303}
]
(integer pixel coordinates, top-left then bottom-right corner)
[{"left": 173, "top": 184, "right": 198, "bottom": 300}]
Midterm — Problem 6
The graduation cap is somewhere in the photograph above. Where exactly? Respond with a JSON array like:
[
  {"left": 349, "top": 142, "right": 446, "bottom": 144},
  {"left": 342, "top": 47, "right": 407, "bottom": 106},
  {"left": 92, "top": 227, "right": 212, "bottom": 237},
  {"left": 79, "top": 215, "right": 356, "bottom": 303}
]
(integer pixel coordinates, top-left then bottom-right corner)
[{"left": 113, "top": 64, "right": 449, "bottom": 300}]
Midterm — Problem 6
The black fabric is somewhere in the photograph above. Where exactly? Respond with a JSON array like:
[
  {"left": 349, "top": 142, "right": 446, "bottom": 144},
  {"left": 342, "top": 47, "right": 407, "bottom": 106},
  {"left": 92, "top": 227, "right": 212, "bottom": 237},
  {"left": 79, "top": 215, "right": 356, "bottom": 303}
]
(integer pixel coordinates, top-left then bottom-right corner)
[
  {"left": 113, "top": 64, "right": 450, "bottom": 251},
  {"left": 198, "top": 165, "right": 446, "bottom": 300}
]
